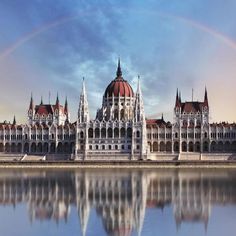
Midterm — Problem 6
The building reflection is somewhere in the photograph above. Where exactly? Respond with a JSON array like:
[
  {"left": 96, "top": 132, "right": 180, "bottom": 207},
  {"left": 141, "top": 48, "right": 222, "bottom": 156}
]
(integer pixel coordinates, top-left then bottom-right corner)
[{"left": 0, "top": 169, "right": 235, "bottom": 235}]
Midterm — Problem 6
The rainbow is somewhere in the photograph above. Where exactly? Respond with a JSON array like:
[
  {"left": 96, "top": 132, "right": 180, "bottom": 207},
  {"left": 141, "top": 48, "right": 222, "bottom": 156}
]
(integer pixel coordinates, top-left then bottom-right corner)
[
  {"left": 1, "top": 9, "right": 236, "bottom": 61},
  {"left": 0, "top": 15, "right": 77, "bottom": 60}
]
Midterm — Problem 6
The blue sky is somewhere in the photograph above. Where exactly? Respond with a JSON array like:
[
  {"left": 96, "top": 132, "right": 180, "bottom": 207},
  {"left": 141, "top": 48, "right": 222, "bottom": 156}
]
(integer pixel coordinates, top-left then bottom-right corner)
[{"left": 0, "top": 0, "right": 236, "bottom": 123}]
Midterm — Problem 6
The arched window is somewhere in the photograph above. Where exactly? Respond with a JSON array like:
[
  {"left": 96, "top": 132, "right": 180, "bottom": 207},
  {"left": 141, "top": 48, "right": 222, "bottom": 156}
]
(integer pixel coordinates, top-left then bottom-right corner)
[
  {"left": 136, "top": 131, "right": 140, "bottom": 138},
  {"left": 101, "top": 128, "right": 106, "bottom": 138},
  {"left": 88, "top": 128, "right": 93, "bottom": 138},
  {"left": 95, "top": 128, "right": 100, "bottom": 138},
  {"left": 108, "top": 128, "right": 112, "bottom": 138},
  {"left": 80, "top": 131, "right": 84, "bottom": 139},
  {"left": 114, "top": 109, "right": 119, "bottom": 120},
  {"left": 120, "top": 128, "right": 126, "bottom": 138},
  {"left": 127, "top": 127, "right": 132, "bottom": 138},
  {"left": 114, "top": 128, "right": 119, "bottom": 138},
  {"left": 120, "top": 109, "right": 125, "bottom": 120},
  {"left": 175, "top": 132, "right": 178, "bottom": 138}
]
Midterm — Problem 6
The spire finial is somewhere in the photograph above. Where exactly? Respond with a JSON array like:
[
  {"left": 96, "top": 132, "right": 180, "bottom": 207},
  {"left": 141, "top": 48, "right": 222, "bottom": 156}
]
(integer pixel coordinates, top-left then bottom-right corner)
[
  {"left": 175, "top": 88, "right": 180, "bottom": 107},
  {"left": 204, "top": 86, "right": 208, "bottom": 107},
  {"left": 64, "top": 96, "right": 68, "bottom": 114},
  {"left": 116, "top": 58, "right": 122, "bottom": 77},
  {"left": 204, "top": 86, "right": 208, "bottom": 100},
  {"left": 161, "top": 113, "right": 164, "bottom": 120},
  {"left": 40, "top": 96, "right": 43, "bottom": 105},
  {"left": 13, "top": 115, "right": 16, "bottom": 125},
  {"left": 56, "top": 92, "right": 59, "bottom": 105},
  {"left": 29, "top": 92, "right": 34, "bottom": 110}
]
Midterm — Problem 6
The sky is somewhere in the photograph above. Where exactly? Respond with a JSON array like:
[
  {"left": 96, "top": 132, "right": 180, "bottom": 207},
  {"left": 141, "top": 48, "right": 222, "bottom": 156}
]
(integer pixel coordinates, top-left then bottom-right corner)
[{"left": 0, "top": 0, "right": 236, "bottom": 123}]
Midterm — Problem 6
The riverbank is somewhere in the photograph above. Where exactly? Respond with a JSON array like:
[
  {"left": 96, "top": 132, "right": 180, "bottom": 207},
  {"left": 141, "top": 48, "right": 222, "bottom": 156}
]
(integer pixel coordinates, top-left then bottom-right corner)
[{"left": 0, "top": 160, "right": 236, "bottom": 169}]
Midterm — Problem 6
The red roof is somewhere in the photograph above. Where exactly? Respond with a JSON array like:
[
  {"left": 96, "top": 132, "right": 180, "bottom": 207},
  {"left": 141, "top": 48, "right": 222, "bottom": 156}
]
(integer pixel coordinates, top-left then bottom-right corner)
[
  {"left": 181, "top": 102, "right": 204, "bottom": 113},
  {"left": 146, "top": 119, "right": 167, "bottom": 128},
  {"left": 35, "top": 104, "right": 65, "bottom": 115},
  {"left": 104, "top": 77, "right": 134, "bottom": 97}
]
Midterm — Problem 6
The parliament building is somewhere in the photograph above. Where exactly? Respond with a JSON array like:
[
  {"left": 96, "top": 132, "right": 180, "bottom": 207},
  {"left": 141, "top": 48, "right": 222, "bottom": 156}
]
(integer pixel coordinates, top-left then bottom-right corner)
[{"left": 0, "top": 60, "right": 236, "bottom": 160}]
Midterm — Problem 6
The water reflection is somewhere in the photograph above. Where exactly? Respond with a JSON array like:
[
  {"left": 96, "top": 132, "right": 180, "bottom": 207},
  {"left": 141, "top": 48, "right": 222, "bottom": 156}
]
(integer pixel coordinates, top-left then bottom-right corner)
[{"left": 0, "top": 168, "right": 235, "bottom": 236}]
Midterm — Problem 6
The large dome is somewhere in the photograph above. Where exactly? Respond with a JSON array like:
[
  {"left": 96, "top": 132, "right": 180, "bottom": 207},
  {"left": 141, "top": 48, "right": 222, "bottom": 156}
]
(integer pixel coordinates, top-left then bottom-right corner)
[{"left": 104, "top": 60, "right": 134, "bottom": 97}]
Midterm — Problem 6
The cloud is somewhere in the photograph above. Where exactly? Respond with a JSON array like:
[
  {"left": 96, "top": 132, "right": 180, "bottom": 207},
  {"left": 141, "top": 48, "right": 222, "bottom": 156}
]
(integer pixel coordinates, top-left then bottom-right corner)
[{"left": 0, "top": 0, "right": 236, "bottom": 123}]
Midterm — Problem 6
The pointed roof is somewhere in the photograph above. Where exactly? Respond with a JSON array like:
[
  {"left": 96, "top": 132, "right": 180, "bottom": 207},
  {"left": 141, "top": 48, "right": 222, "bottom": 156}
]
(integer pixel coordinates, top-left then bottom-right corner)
[
  {"left": 104, "top": 59, "right": 134, "bottom": 97},
  {"left": 13, "top": 115, "right": 16, "bottom": 125},
  {"left": 116, "top": 58, "right": 122, "bottom": 78},
  {"left": 56, "top": 92, "right": 59, "bottom": 105},
  {"left": 175, "top": 89, "right": 181, "bottom": 107},
  {"left": 29, "top": 93, "right": 34, "bottom": 110},
  {"left": 40, "top": 96, "right": 43, "bottom": 105},
  {"left": 64, "top": 96, "right": 68, "bottom": 114},
  {"left": 204, "top": 87, "right": 208, "bottom": 107}
]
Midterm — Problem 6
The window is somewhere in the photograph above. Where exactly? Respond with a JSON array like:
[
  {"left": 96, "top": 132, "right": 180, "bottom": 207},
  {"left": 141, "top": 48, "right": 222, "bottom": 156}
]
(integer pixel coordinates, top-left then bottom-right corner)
[{"left": 136, "top": 131, "right": 140, "bottom": 138}]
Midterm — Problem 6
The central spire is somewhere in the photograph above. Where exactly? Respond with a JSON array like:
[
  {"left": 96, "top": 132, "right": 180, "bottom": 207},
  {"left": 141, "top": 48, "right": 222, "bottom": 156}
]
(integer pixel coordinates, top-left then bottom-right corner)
[{"left": 116, "top": 58, "right": 122, "bottom": 77}]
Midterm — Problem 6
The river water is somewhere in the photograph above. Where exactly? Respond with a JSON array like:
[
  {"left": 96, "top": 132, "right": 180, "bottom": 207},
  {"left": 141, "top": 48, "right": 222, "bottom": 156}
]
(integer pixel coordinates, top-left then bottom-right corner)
[{"left": 0, "top": 167, "right": 235, "bottom": 236}]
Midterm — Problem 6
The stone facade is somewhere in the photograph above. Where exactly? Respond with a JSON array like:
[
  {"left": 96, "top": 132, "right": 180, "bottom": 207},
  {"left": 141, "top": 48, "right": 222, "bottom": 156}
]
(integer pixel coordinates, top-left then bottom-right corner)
[
  {"left": 0, "top": 61, "right": 235, "bottom": 159},
  {"left": 146, "top": 89, "right": 236, "bottom": 154}
]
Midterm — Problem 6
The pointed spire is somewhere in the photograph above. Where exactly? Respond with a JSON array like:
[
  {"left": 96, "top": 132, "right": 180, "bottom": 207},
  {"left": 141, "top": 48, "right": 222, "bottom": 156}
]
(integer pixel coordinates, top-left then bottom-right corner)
[
  {"left": 56, "top": 92, "right": 59, "bottom": 105},
  {"left": 29, "top": 92, "right": 34, "bottom": 110},
  {"left": 175, "top": 89, "right": 181, "bottom": 107},
  {"left": 13, "top": 115, "right": 16, "bottom": 125},
  {"left": 204, "top": 86, "right": 208, "bottom": 107},
  {"left": 64, "top": 96, "right": 68, "bottom": 114},
  {"left": 116, "top": 58, "right": 122, "bottom": 77},
  {"left": 134, "top": 75, "right": 145, "bottom": 124},
  {"left": 161, "top": 113, "right": 164, "bottom": 121},
  {"left": 40, "top": 96, "right": 43, "bottom": 105},
  {"left": 175, "top": 88, "right": 179, "bottom": 107},
  {"left": 78, "top": 78, "right": 90, "bottom": 123}
]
